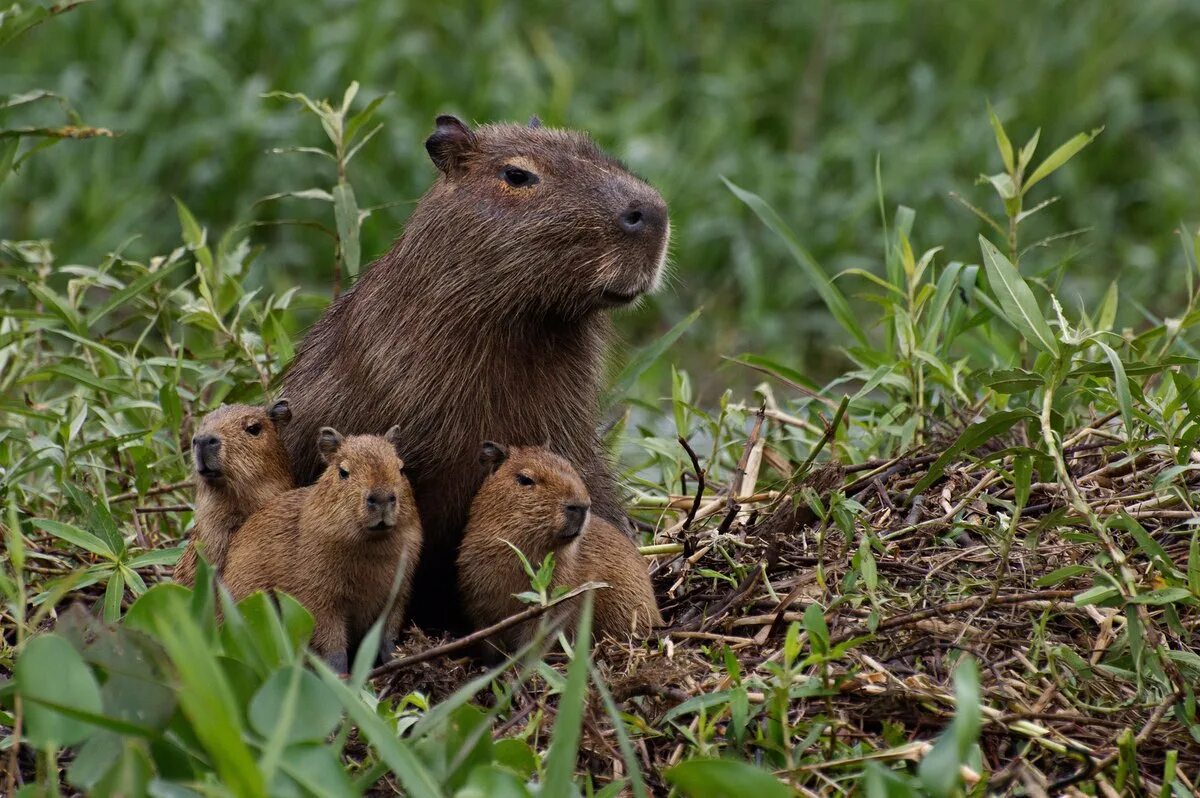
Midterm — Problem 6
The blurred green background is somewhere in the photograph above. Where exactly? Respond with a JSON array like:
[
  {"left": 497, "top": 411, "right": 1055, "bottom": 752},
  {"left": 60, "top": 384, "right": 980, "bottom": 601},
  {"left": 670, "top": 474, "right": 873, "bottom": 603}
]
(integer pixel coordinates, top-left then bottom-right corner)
[{"left": 3, "top": 0, "right": 1199, "bottom": 392}]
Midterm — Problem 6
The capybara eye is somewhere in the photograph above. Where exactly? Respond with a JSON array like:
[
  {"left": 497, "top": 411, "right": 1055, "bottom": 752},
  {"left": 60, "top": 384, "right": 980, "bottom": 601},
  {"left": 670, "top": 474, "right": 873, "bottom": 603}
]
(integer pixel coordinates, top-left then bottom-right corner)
[
  {"left": 245, "top": 422, "right": 262, "bottom": 436},
  {"left": 338, "top": 466, "right": 349, "bottom": 480},
  {"left": 501, "top": 166, "right": 538, "bottom": 188},
  {"left": 515, "top": 473, "right": 535, "bottom": 487}
]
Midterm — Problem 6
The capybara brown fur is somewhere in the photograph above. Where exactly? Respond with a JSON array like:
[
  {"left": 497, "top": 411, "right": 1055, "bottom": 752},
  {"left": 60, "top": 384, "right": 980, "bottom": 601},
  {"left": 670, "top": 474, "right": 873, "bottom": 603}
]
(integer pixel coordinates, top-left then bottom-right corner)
[
  {"left": 457, "top": 443, "right": 661, "bottom": 653},
  {"left": 278, "top": 115, "right": 670, "bottom": 629},
  {"left": 174, "top": 400, "right": 294, "bottom": 586},
  {"left": 222, "top": 427, "right": 422, "bottom": 670}
]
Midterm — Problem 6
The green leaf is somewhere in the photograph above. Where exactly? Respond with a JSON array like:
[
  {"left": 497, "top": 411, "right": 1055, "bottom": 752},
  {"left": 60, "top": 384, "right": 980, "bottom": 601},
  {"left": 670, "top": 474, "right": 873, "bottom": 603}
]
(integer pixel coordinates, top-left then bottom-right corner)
[
  {"left": 1095, "top": 340, "right": 1134, "bottom": 441},
  {"left": 664, "top": 758, "right": 793, "bottom": 798},
  {"left": 604, "top": 307, "right": 701, "bottom": 409},
  {"left": 987, "top": 103, "right": 1014, "bottom": 174},
  {"left": 250, "top": 666, "right": 342, "bottom": 745},
  {"left": 725, "top": 178, "right": 869, "bottom": 347},
  {"left": 918, "top": 658, "right": 981, "bottom": 798},
  {"left": 22, "top": 280, "right": 86, "bottom": 336},
  {"left": 0, "top": 138, "right": 18, "bottom": 186},
  {"left": 32, "top": 519, "right": 115, "bottom": 559},
  {"left": 16, "top": 633, "right": 103, "bottom": 748},
  {"left": 978, "top": 236, "right": 1059, "bottom": 355},
  {"left": 802, "top": 602, "right": 829, "bottom": 658},
  {"left": 313, "top": 658, "right": 447, "bottom": 797},
  {"left": 92, "top": 740, "right": 152, "bottom": 796},
  {"left": 333, "top": 180, "right": 361, "bottom": 278},
  {"left": 1188, "top": 531, "right": 1200, "bottom": 597},
  {"left": 908, "top": 409, "right": 1035, "bottom": 498},
  {"left": 102, "top": 568, "right": 124, "bottom": 622},
  {"left": 544, "top": 594, "right": 594, "bottom": 796},
  {"left": 174, "top": 196, "right": 206, "bottom": 249},
  {"left": 1129, "top": 588, "right": 1194, "bottom": 606},
  {"left": 147, "top": 587, "right": 266, "bottom": 797},
  {"left": 1023, "top": 127, "right": 1103, "bottom": 194},
  {"left": 85, "top": 256, "right": 189, "bottom": 329}
]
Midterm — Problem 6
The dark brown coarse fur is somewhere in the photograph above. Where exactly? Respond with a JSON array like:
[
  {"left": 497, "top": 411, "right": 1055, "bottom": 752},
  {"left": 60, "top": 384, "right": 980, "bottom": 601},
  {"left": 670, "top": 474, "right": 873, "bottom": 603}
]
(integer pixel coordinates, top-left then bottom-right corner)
[
  {"left": 458, "top": 443, "right": 661, "bottom": 653},
  {"left": 174, "top": 400, "right": 294, "bottom": 586},
  {"left": 222, "top": 427, "right": 422, "bottom": 670},
  {"left": 278, "top": 115, "right": 670, "bottom": 630}
]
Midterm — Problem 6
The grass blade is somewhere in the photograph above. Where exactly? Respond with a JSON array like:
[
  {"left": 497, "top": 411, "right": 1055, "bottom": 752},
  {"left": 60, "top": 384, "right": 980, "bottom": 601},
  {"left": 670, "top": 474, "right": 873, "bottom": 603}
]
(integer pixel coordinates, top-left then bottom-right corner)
[
  {"left": 725, "top": 178, "right": 869, "bottom": 347},
  {"left": 543, "top": 592, "right": 594, "bottom": 795}
]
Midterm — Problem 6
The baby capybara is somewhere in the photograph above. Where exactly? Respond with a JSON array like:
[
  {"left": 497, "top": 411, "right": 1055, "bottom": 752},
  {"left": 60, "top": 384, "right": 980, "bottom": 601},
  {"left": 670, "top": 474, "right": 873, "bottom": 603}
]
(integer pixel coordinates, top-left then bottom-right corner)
[
  {"left": 174, "top": 400, "right": 294, "bottom": 585},
  {"left": 457, "top": 442, "right": 661, "bottom": 653},
  {"left": 279, "top": 115, "right": 670, "bottom": 629},
  {"left": 222, "top": 426, "right": 422, "bottom": 671}
]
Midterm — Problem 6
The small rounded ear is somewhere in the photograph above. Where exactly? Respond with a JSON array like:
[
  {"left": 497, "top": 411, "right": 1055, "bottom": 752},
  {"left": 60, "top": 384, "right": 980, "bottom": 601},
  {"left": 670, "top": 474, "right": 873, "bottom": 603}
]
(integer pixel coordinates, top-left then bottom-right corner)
[
  {"left": 317, "top": 427, "right": 344, "bottom": 463},
  {"left": 480, "top": 441, "right": 508, "bottom": 473},
  {"left": 384, "top": 425, "right": 404, "bottom": 461},
  {"left": 268, "top": 399, "right": 292, "bottom": 427},
  {"left": 425, "top": 114, "right": 476, "bottom": 175},
  {"left": 527, "top": 115, "right": 542, "bottom": 129}
]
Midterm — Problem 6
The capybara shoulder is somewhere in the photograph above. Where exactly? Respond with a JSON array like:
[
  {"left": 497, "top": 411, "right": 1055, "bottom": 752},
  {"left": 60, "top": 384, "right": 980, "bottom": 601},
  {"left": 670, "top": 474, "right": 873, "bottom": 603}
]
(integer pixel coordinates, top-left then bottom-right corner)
[{"left": 174, "top": 399, "right": 293, "bottom": 586}]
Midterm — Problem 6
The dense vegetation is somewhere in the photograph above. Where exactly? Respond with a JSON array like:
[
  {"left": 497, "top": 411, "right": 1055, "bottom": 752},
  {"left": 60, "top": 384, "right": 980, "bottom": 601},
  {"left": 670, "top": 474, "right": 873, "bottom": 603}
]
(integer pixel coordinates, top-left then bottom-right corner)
[
  {"left": 4, "top": 0, "right": 1200, "bottom": 380},
  {"left": 3, "top": 2, "right": 1200, "bottom": 796}
]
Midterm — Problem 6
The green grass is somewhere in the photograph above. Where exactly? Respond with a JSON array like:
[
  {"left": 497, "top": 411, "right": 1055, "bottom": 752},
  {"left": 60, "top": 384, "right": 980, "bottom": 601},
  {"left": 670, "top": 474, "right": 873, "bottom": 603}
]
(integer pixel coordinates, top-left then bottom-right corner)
[
  {"left": 3, "top": 0, "right": 1199, "bottom": 383},
  {"left": 4, "top": 4, "right": 1200, "bottom": 796}
]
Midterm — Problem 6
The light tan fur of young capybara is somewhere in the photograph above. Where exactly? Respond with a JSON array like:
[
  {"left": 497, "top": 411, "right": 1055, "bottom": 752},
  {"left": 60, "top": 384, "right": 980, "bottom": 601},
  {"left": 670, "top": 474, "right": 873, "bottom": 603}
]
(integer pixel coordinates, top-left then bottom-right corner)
[
  {"left": 174, "top": 400, "right": 294, "bottom": 586},
  {"left": 221, "top": 426, "right": 422, "bottom": 671},
  {"left": 457, "top": 442, "right": 660, "bottom": 653}
]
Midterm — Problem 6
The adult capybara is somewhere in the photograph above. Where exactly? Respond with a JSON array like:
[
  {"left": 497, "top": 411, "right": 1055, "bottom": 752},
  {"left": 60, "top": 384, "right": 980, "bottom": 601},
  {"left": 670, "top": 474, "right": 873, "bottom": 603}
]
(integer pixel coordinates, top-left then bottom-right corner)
[
  {"left": 279, "top": 115, "right": 669, "bottom": 628},
  {"left": 174, "top": 400, "right": 294, "bottom": 585}
]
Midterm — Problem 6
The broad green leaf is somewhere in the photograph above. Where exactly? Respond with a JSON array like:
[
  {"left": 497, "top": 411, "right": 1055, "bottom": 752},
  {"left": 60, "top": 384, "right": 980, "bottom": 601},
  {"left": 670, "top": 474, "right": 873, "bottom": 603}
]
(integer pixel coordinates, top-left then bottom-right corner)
[
  {"left": 1128, "top": 588, "right": 1193, "bottom": 605},
  {"left": 664, "top": 758, "right": 792, "bottom": 798},
  {"left": 725, "top": 178, "right": 869, "bottom": 347},
  {"left": 978, "top": 236, "right": 1059, "bottom": 355},
  {"left": 32, "top": 518, "right": 115, "bottom": 559},
  {"left": 250, "top": 666, "right": 342, "bottom": 745},
  {"left": 16, "top": 633, "right": 103, "bottom": 748},
  {"left": 1023, "top": 127, "right": 1103, "bottom": 194}
]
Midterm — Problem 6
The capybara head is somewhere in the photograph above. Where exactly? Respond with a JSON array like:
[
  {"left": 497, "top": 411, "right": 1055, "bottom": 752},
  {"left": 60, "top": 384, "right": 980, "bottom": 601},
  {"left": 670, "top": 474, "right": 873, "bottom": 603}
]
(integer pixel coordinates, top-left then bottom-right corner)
[
  {"left": 419, "top": 115, "right": 670, "bottom": 315},
  {"left": 191, "top": 400, "right": 292, "bottom": 488},
  {"left": 316, "top": 426, "right": 411, "bottom": 539},
  {"left": 472, "top": 442, "right": 592, "bottom": 559}
]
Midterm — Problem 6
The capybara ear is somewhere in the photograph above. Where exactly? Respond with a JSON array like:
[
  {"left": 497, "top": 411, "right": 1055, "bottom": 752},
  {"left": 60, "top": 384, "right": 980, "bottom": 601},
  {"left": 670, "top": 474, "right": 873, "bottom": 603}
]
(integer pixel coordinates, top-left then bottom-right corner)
[
  {"left": 384, "top": 425, "right": 405, "bottom": 465},
  {"left": 268, "top": 399, "right": 292, "bottom": 427},
  {"left": 425, "top": 115, "right": 476, "bottom": 175},
  {"left": 480, "top": 441, "right": 508, "bottom": 473},
  {"left": 317, "top": 427, "right": 344, "bottom": 463},
  {"left": 527, "top": 115, "right": 542, "bottom": 129}
]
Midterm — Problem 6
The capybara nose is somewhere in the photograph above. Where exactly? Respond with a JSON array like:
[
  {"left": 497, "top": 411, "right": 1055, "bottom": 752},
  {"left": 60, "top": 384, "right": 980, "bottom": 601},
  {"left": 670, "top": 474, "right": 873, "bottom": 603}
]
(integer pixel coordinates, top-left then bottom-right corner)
[
  {"left": 194, "top": 435, "right": 220, "bottom": 454},
  {"left": 367, "top": 490, "right": 397, "bottom": 508},
  {"left": 559, "top": 502, "right": 590, "bottom": 540},
  {"left": 618, "top": 198, "right": 666, "bottom": 236}
]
